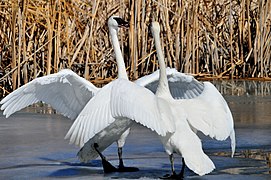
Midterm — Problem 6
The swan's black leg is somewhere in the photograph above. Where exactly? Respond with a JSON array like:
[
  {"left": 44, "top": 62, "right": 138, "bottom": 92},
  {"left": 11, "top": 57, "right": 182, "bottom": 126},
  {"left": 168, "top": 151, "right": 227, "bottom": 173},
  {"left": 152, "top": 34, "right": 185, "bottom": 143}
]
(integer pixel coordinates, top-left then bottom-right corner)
[
  {"left": 160, "top": 154, "right": 178, "bottom": 179},
  {"left": 93, "top": 143, "right": 117, "bottom": 173},
  {"left": 117, "top": 147, "right": 139, "bottom": 172},
  {"left": 118, "top": 147, "right": 125, "bottom": 168},
  {"left": 178, "top": 158, "right": 185, "bottom": 179},
  {"left": 170, "top": 154, "right": 177, "bottom": 176},
  {"left": 160, "top": 154, "right": 184, "bottom": 179}
]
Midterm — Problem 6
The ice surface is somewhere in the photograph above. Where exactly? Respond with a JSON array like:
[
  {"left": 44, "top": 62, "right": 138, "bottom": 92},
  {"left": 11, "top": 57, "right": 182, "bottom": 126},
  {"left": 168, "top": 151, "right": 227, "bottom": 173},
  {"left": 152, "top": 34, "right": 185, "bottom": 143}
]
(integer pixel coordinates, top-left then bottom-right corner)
[{"left": 0, "top": 80, "right": 270, "bottom": 179}]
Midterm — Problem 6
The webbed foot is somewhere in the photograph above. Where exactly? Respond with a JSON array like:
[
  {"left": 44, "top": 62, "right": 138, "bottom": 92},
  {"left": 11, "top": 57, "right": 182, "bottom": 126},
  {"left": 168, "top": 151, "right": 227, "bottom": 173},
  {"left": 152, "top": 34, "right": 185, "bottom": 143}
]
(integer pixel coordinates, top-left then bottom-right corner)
[
  {"left": 101, "top": 158, "right": 118, "bottom": 173},
  {"left": 160, "top": 172, "right": 183, "bottom": 179},
  {"left": 93, "top": 143, "right": 117, "bottom": 173},
  {"left": 117, "top": 165, "right": 139, "bottom": 172},
  {"left": 93, "top": 143, "right": 139, "bottom": 173}
]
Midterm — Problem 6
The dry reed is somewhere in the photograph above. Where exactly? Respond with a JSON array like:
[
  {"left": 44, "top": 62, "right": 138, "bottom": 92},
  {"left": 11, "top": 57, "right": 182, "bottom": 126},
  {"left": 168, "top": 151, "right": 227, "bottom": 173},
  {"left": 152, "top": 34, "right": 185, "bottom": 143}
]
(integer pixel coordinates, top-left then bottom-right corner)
[{"left": 0, "top": 0, "right": 271, "bottom": 98}]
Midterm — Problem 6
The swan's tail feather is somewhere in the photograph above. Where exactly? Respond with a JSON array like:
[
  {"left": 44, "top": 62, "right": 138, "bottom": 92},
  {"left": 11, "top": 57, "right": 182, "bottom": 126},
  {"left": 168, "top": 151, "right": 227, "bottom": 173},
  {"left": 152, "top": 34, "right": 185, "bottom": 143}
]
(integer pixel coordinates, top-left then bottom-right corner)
[
  {"left": 183, "top": 151, "right": 215, "bottom": 176},
  {"left": 172, "top": 120, "right": 216, "bottom": 176}
]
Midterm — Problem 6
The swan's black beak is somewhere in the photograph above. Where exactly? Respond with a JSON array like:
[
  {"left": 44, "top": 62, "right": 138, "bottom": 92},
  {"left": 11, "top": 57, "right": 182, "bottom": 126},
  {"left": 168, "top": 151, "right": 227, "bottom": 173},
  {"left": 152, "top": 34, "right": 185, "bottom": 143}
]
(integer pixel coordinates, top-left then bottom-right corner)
[{"left": 113, "top": 17, "right": 129, "bottom": 28}]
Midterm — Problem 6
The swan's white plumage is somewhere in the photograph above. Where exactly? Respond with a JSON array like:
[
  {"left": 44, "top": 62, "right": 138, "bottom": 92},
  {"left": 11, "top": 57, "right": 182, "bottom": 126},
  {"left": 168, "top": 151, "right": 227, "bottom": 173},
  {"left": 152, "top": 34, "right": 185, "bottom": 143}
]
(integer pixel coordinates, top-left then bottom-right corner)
[
  {"left": 135, "top": 69, "right": 235, "bottom": 156},
  {"left": 111, "top": 79, "right": 175, "bottom": 136},
  {"left": 110, "top": 78, "right": 215, "bottom": 176},
  {"left": 0, "top": 16, "right": 235, "bottom": 175},
  {"left": 164, "top": 105, "right": 215, "bottom": 176},
  {"left": 75, "top": 21, "right": 235, "bottom": 169},
  {"left": 75, "top": 69, "right": 184, "bottom": 162},
  {"left": 77, "top": 118, "right": 133, "bottom": 162},
  {"left": 174, "top": 135, "right": 215, "bottom": 176},
  {"left": 74, "top": 69, "right": 182, "bottom": 162},
  {"left": 0, "top": 69, "right": 98, "bottom": 120},
  {"left": 65, "top": 78, "right": 175, "bottom": 148},
  {"left": 65, "top": 82, "right": 115, "bottom": 147},
  {"left": 64, "top": 17, "right": 134, "bottom": 153},
  {"left": 135, "top": 68, "right": 204, "bottom": 99},
  {"left": 0, "top": 17, "right": 134, "bottom": 164},
  {"left": 106, "top": 21, "right": 234, "bottom": 176},
  {"left": 65, "top": 17, "right": 174, "bottom": 163},
  {"left": 176, "top": 81, "right": 236, "bottom": 156}
]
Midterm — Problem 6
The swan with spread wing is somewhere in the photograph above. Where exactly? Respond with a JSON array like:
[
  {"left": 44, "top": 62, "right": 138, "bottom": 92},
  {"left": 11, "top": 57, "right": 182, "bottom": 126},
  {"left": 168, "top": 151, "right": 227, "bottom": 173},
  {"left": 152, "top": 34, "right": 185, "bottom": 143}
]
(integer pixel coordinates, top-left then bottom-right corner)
[
  {"left": 0, "top": 16, "right": 178, "bottom": 173},
  {"left": 0, "top": 16, "right": 138, "bottom": 172},
  {"left": 75, "top": 23, "right": 235, "bottom": 177},
  {"left": 108, "top": 21, "right": 235, "bottom": 178}
]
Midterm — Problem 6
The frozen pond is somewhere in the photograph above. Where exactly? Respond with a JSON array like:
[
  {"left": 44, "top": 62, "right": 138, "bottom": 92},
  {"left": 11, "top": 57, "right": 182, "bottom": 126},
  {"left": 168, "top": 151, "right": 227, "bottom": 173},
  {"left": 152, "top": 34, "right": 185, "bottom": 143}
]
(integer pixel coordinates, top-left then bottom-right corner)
[{"left": 0, "top": 80, "right": 270, "bottom": 179}]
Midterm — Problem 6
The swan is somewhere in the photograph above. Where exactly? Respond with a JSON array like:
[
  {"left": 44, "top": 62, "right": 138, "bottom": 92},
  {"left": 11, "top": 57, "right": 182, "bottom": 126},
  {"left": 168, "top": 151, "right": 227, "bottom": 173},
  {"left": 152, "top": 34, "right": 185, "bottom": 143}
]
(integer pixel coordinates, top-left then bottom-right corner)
[
  {"left": 1, "top": 17, "right": 235, "bottom": 177},
  {"left": 0, "top": 16, "right": 176, "bottom": 173},
  {"left": 64, "top": 16, "right": 176, "bottom": 172},
  {"left": 0, "top": 16, "right": 141, "bottom": 172},
  {"left": 108, "top": 21, "right": 236, "bottom": 178},
  {"left": 70, "top": 22, "right": 235, "bottom": 177}
]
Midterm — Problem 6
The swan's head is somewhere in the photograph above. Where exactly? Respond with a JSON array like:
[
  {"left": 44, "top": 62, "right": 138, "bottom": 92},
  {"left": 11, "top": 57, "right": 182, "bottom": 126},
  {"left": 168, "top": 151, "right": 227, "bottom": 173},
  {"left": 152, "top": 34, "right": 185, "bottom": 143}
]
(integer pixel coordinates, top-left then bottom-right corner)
[
  {"left": 151, "top": 21, "right": 160, "bottom": 36},
  {"left": 108, "top": 16, "right": 129, "bottom": 31}
]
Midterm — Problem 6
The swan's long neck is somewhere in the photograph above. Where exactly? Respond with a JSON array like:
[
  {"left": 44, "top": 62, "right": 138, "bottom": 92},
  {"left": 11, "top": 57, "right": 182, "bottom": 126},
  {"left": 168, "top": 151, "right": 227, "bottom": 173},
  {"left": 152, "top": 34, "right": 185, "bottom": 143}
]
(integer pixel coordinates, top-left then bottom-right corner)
[
  {"left": 109, "top": 28, "right": 128, "bottom": 80},
  {"left": 153, "top": 30, "right": 171, "bottom": 97}
]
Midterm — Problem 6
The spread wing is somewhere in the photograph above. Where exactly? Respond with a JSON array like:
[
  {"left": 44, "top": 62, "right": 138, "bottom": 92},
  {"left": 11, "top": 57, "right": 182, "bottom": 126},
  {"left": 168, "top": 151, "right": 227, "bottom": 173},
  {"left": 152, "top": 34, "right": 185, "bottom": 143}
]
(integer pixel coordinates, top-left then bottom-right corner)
[
  {"left": 65, "top": 82, "right": 115, "bottom": 147},
  {"left": 136, "top": 69, "right": 235, "bottom": 156},
  {"left": 111, "top": 79, "right": 175, "bottom": 136},
  {"left": 176, "top": 82, "right": 235, "bottom": 156},
  {"left": 65, "top": 79, "right": 175, "bottom": 148},
  {"left": 135, "top": 67, "right": 204, "bottom": 99},
  {"left": 0, "top": 69, "right": 98, "bottom": 120}
]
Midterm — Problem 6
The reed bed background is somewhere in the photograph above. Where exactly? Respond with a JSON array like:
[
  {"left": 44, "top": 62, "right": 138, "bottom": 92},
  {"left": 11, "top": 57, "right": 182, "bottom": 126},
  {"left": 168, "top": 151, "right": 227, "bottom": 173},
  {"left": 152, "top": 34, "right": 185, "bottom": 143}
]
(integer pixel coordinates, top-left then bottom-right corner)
[{"left": 0, "top": 0, "right": 271, "bottom": 98}]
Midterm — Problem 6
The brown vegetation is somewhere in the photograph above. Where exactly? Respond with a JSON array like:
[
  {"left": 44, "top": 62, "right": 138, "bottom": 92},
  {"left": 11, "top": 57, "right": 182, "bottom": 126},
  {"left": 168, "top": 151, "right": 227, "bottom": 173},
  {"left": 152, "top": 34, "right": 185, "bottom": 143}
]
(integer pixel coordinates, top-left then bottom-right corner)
[{"left": 0, "top": 0, "right": 271, "bottom": 98}]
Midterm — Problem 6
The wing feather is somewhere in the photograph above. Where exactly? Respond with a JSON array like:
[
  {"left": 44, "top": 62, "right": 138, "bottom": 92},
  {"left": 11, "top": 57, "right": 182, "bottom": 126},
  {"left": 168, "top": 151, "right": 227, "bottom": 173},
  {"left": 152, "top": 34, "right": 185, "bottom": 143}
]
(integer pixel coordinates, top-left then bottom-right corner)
[
  {"left": 0, "top": 69, "right": 98, "bottom": 120},
  {"left": 135, "top": 68, "right": 204, "bottom": 99},
  {"left": 176, "top": 82, "right": 235, "bottom": 155},
  {"left": 65, "top": 83, "right": 115, "bottom": 147},
  {"left": 136, "top": 68, "right": 235, "bottom": 155},
  {"left": 111, "top": 79, "right": 175, "bottom": 136}
]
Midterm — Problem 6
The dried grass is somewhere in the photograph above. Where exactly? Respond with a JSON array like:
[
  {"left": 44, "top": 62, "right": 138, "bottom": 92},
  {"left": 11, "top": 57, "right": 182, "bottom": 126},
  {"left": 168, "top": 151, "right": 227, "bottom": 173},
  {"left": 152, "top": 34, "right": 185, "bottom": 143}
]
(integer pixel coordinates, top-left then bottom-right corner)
[{"left": 0, "top": 0, "right": 271, "bottom": 97}]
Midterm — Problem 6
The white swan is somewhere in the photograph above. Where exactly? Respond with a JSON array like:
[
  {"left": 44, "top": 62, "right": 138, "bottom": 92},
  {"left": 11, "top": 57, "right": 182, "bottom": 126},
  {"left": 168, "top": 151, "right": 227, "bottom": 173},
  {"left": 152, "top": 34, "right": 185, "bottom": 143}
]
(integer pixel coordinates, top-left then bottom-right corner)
[
  {"left": 108, "top": 21, "right": 236, "bottom": 177},
  {"left": 72, "top": 21, "right": 235, "bottom": 174},
  {"left": 0, "top": 16, "right": 176, "bottom": 172},
  {"left": 1, "top": 17, "right": 235, "bottom": 177},
  {"left": 0, "top": 16, "right": 141, "bottom": 172},
  {"left": 64, "top": 17, "right": 176, "bottom": 172}
]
